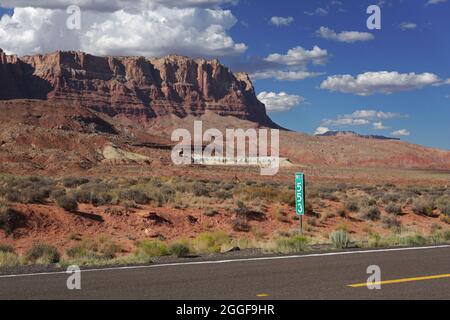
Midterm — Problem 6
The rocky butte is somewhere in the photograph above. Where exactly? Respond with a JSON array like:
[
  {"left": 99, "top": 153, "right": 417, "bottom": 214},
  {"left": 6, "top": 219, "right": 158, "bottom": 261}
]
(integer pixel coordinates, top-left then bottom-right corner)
[{"left": 0, "top": 49, "right": 278, "bottom": 128}]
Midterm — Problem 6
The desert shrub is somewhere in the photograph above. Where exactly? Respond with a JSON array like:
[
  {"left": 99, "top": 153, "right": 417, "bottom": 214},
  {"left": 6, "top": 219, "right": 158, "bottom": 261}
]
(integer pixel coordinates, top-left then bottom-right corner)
[
  {"left": 412, "top": 198, "right": 435, "bottom": 216},
  {"left": 400, "top": 234, "right": 427, "bottom": 247},
  {"left": 192, "top": 231, "right": 230, "bottom": 254},
  {"left": 441, "top": 215, "right": 450, "bottom": 224},
  {"left": 192, "top": 182, "right": 210, "bottom": 197},
  {"left": 119, "top": 189, "right": 149, "bottom": 205},
  {"left": 382, "top": 193, "right": 400, "bottom": 204},
  {"left": 336, "top": 208, "right": 346, "bottom": 218},
  {"left": 20, "top": 187, "right": 51, "bottom": 204},
  {"left": 214, "top": 190, "right": 233, "bottom": 200},
  {"left": 232, "top": 217, "right": 251, "bottom": 232},
  {"left": 360, "top": 197, "right": 377, "bottom": 207},
  {"left": 220, "top": 182, "right": 235, "bottom": 191},
  {"left": 330, "top": 230, "right": 350, "bottom": 249},
  {"left": 385, "top": 203, "right": 402, "bottom": 215},
  {"left": 168, "top": 242, "right": 190, "bottom": 257},
  {"left": 122, "top": 200, "right": 137, "bottom": 211},
  {"left": 320, "top": 192, "right": 339, "bottom": 201},
  {"left": 66, "top": 238, "right": 121, "bottom": 261},
  {"left": 62, "top": 177, "right": 89, "bottom": 188},
  {"left": 0, "top": 252, "right": 20, "bottom": 267},
  {"left": 345, "top": 201, "right": 359, "bottom": 213},
  {"left": 26, "top": 243, "right": 60, "bottom": 264},
  {"left": 90, "top": 193, "right": 113, "bottom": 207},
  {"left": 308, "top": 217, "right": 318, "bottom": 227},
  {"left": 136, "top": 240, "right": 169, "bottom": 258},
  {"left": 274, "top": 236, "right": 308, "bottom": 253},
  {"left": 436, "top": 197, "right": 450, "bottom": 216},
  {"left": 0, "top": 244, "right": 14, "bottom": 253},
  {"left": 368, "top": 233, "right": 386, "bottom": 248},
  {"left": 204, "top": 210, "right": 219, "bottom": 217},
  {"left": 382, "top": 216, "right": 401, "bottom": 230},
  {"left": 0, "top": 204, "right": 26, "bottom": 235},
  {"left": 440, "top": 203, "right": 450, "bottom": 216},
  {"left": 66, "top": 245, "right": 98, "bottom": 261},
  {"left": 56, "top": 195, "right": 78, "bottom": 212},
  {"left": 276, "top": 209, "right": 290, "bottom": 223},
  {"left": 160, "top": 185, "right": 176, "bottom": 201},
  {"left": 429, "top": 232, "right": 444, "bottom": 245},
  {"left": 442, "top": 230, "right": 450, "bottom": 241},
  {"left": 234, "top": 200, "right": 250, "bottom": 216},
  {"left": 3, "top": 189, "right": 21, "bottom": 202},
  {"left": 361, "top": 206, "right": 381, "bottom": 221},
  {"left": 51, "top": 189, "right": 67, "bottom": 200}
]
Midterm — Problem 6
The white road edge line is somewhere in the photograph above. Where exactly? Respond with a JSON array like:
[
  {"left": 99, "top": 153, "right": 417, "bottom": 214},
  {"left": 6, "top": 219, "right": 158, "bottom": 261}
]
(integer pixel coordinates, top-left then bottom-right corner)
[{"left": 1, "top": 245, "right": 450, "bottom": 279}]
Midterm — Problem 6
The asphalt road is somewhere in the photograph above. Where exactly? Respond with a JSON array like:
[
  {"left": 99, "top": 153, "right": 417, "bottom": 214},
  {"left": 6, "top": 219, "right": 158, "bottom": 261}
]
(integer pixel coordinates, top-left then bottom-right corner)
[{"left": 1, "top": 246, "right": 450, "bottom": 300}]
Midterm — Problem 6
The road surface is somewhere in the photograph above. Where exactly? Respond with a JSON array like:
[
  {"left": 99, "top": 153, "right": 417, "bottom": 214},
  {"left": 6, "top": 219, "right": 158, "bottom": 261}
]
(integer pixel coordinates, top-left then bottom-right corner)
[{"left": 1, "top": 246, "right": 450, "bottom": 300}]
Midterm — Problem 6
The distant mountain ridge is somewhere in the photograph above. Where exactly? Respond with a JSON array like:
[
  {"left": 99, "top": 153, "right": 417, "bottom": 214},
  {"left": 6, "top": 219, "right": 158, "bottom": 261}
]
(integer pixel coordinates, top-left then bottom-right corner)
[{"left": 316, "top": 130, "right": 400, "bottom": 141}]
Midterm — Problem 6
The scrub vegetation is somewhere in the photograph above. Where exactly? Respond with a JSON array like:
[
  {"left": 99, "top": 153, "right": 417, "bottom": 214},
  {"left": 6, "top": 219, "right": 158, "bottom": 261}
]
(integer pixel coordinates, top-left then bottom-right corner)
[{"left": 1, "top": 175, "right": 450, "bottom": 267}]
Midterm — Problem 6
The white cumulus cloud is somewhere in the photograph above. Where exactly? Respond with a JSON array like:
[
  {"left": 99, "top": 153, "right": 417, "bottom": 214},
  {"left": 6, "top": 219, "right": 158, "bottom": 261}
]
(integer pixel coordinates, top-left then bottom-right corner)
[
  {"left": 321, "top": 118, "right": 370, "bottom": 127},
  {"left": 304, "top": 8, "right": 328, "bottom": 16},
  {"left": 269, "top": 16, "right": 294, "bottom": 27},
  {"left": 320, "top": 71, "right": 441, "bottom": 95},
  {"left": 250, "top": 70, "right": 324, "bottom": 81},
  {"left": 426, "top": 0, "right": 448, "bottom": 5},
  {"left": 400, "top": 22, "right": 417, "bottom": 31},
  {"left": 314, "top": 126, "right": 330, "bottom": 135},
  {"left": 392, "top": 129, "right": 410, "bottom": 136},
  {"left": 265, "top": 46, "right": 328, "bottom": 67},
  {"left": 1, "top": 0, "right": 238, "bottom": 10},
  {"left": 316, "top": 27, "right": 374, "bottom": 43},
  {"left": 257, "top": 91, "right": 304, "bottom": 112},
  {"left": 373, "top": 122, "right": 388, "bottom": 130},
  {"left": 0, "top": 3, "right": 246, "bottom": 57},
  {"left": 348, "top": 109, "right": 406, "bottom": 120}
]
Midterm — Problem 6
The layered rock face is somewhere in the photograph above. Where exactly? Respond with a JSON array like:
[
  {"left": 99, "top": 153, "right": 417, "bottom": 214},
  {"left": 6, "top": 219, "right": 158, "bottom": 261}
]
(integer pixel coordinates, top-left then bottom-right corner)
[{"left": 0, "top": 49, "right": 277, "bottom": 127}]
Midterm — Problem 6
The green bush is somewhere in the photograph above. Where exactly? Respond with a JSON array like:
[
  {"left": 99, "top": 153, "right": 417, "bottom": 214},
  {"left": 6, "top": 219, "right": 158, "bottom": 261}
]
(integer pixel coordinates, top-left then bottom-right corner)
[
  {"left": 26, "top": 243, "right": 60, "bottom": 264},
  {"left": 168, "top": 243, "right": 190, "bottom": 257},
  {"left": 204, "top": 209, "right": 219, "bottom": 217},
  {"left": 385, "top": 203, "right": 402, "bottom": 215},
  {"left": 361, "top": 206, "right": 381, "bottom": 221},
  {"left": 412, "top": 199, "right": 435, "bottom": 216},
  {"left": 234, "top": 200, "right": 250, "bottom": 216},
  {"left": 274, "top": 236, "right": 309, "bottom": 253},
  {"left": 119, "top": 189, "right": 149, "bottom": 205},
  {"left": 400, "top": 234, "right": 427, "bottom": 247},
  {"left": 192, "top": 182, "right": 210, "bottom": 197},
  {"left": 0, "top": 244, "right": 14, "bottom": 253},
  {"left": 336, "top": 208, "right": 346, "bottom": 218},
  {"left": 192, "top": 232, "right": 230, "bottom": 254},
  {"left": 0, "top": 252, "right": 20, "bottom": 267},
  {"left": 62, "top": 177, "right": 89, "bottom": 188},
  {"left": 345, "top": 201, "right": 359, "bottom": 213},
  {"left": 56, "top": 195, "right": 78, "bottom": 212},
  {"left": 136, "top": 240, "right": 169, "bottom": 258},
  {"left": 382, "top": 216, "right": 401, "bottom": 230},
  {"left": 66, "top": 239, "right": 120, "bottom": 261},
  {"left": 0, "top": 205, "right": 26, "bottom": 235},
  {"left": 436, "top": 197, "right": 450, "bottom": 216},
  {"left": 232, "top": 218, "right": 251, "bottom": 232},
  {"left": 330, "top": 230, "right": 350, "bottom": 249}
]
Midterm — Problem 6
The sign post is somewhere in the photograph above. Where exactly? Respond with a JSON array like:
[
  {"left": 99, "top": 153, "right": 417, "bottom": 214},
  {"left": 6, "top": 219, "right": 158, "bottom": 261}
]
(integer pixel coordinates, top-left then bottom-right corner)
[{"left": 295, "top": 172, "right": 306, "bottom": 234}]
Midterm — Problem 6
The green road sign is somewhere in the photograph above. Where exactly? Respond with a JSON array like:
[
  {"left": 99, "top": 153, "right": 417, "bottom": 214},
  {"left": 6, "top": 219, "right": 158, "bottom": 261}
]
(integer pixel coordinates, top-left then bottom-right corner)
[{"left": 295, "top": 172, "right": 305, "bottom": 216}]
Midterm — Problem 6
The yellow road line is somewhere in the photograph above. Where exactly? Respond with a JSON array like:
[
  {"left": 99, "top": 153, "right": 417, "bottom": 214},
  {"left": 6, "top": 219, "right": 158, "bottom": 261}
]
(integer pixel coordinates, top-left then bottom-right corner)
[
  {"left": 256, "top": 294, "right": 270, "bottom": 297},
  {"left": 349, "top": 273, "right": 450, "bottom": 288}
]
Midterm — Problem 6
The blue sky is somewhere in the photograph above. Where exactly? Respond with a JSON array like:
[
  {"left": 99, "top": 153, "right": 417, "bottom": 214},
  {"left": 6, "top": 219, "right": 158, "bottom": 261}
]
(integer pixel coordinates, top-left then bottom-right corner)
[
  {"left": 0, "top": 0, "right": 449, "bottom": 149},
  {"left": 222, "top": 0, "right": 450, "bottom": 149}
]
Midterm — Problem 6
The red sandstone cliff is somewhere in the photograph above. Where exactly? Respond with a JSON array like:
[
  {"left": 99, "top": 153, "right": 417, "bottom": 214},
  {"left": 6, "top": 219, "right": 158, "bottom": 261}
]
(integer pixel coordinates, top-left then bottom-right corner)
[{"left": 0, "top": 49, "right": 278, "bottom": 128}]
